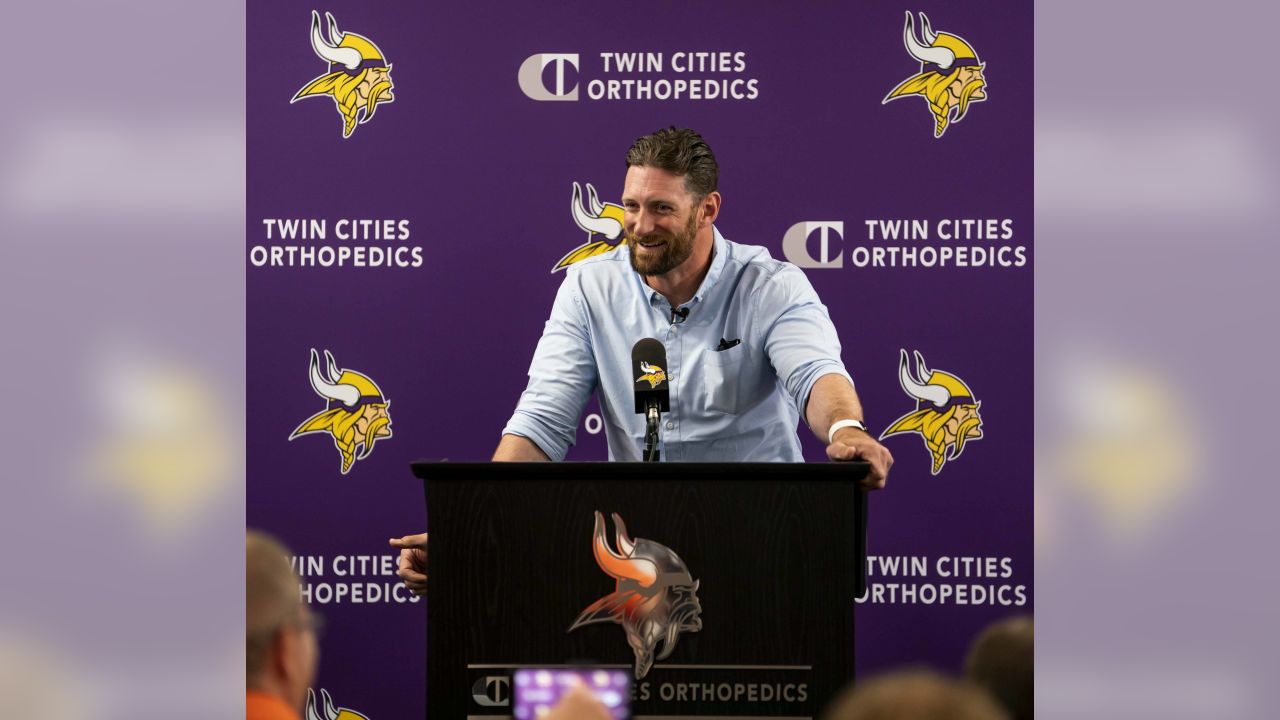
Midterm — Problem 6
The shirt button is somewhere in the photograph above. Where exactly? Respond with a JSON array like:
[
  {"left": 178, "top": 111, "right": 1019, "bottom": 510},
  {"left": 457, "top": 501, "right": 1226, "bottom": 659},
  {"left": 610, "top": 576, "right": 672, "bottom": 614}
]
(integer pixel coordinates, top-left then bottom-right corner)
[{"left": 665, "top": 421, "right": 675, "bottom": 430}]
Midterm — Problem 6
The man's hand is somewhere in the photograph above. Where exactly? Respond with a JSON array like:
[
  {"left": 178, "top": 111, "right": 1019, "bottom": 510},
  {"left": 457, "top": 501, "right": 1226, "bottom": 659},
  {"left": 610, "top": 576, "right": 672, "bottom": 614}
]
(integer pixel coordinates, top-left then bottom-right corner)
[
  {"left": 543, "top": 684, "right": 613, "bottom": 720},
  {"left": 389, "top": 533, "right": 428, "bottom": 596},
  {"left": 827, "top": 429, "right": 893, "bottom": 490}
]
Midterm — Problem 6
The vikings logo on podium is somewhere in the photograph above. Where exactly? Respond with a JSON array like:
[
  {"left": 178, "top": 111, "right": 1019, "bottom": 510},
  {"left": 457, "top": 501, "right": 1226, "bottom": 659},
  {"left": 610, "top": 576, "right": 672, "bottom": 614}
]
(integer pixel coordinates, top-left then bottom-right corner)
[
  {"left": 883, "top": 12, "right": 988, "bottom": 139},
  {"left": 880, "top": 350, "right": 984, "bottom": 475},
  {"left": 289, "top": 349, "right": 392, "bottom": 474},
  {"left": 569, "top": 512, "right": 703, "bottom": 679},
  {"left": 553, "top": 182, "right": 626, "bottom": 272},
  {"left": 292, "top": 11, "right": 395, "bottom": 138},
  {"left": 306, "top": 689, "right": 370, "bottom": 720}
]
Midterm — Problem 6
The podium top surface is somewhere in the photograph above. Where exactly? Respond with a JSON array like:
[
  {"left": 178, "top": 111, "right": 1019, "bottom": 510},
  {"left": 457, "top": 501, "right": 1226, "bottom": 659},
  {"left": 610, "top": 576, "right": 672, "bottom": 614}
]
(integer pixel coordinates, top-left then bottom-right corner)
[{"left": 410, "top": 460, "right": 869, "bottom": 483}]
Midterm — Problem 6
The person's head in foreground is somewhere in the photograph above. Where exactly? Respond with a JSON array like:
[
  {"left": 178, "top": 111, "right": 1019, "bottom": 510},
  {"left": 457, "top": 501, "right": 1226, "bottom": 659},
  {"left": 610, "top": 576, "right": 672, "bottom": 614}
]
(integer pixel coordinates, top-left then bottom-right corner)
[
  {"left": 822, "top": 669, "right": 1009, "bottom": 720},
  {"left": 247, "top": 529, "right": 320, "bottom": 715},
  {"left": 964, "top": 616, "right": 1033, "bottom": 720}
]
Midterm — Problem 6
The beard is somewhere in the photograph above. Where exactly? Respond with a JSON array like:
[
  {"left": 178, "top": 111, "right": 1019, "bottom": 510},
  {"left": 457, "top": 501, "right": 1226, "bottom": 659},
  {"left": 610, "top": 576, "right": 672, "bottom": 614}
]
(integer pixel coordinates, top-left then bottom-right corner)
[
  {"left": 953, "top": 78, "right": 986, "bottom": 121},
  {"left": 361, "top": 80, "right": 394, "bottom": 121},
  {"left": 626, "top": 210, "right": 699, "bottom": 277}
]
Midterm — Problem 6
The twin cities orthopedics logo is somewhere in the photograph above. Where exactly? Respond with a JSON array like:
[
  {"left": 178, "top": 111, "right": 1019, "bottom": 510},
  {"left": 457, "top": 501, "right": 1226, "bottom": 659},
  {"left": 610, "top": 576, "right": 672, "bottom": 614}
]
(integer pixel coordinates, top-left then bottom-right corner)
[
  {"left": 292, "top": 10, "right": 395, "bottom": 138},
  {"left": 568, "top": 512, "right": 703, "bottom": 679},
  {"left": 289, "top": 349, "right": 392, "bottom": 475},
  {"left": 880, "top": 350, "right": 984, "bottom": 476},
  {"left": 519, "top": 52, "right": 760, "bottom": 102},
  {"left": 883, "top": 12, "right": 988, "bottom": 139},
  {"left": 781, "top": 219, "right": 1027, "bottom": 270},
  {"left": 554, "top": 182, "right": 625, "bottom": 272},
  {"left": 250, "top": 218, "right": 423, "bottom": 269},
  {"left": 306, "top": 689, "right": 370, "bottom": 720},
  {"left": 471, "top": 675, "right": 511, "bottom": 707}
]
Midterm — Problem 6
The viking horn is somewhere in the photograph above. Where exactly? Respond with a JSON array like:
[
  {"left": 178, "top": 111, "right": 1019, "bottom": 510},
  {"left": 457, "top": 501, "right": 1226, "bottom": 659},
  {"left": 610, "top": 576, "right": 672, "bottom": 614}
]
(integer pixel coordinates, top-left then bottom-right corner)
[
  {"left": 571, "top": 183, "right": 624, "bottom": 238},
  {"left": 587, "top": 183, "right": 605, "bottom": 216},
  {"left": 899, "top": 349, "right": 950, "bottom": 407},
  {"left": 903, "top": 11, "right": 955, "bottom": 70},
  {"left": 305, "top": 690, "right": 324, "bottom": 720},
  {"left": 324, "top": 350, "right": 342, "bottom": 380},
  {"left": 592, "top": 512, "right": 657, "bottom": 587},
  {"left": 919, "top": 12, "right": 938, "bottom": 45},
  {"left": 325, "top": 12, "right": 344, "bottom": 45},
  {"left": 612, "top": 512, "right": 636, "bottom": 556},
  {"left": 309, "top": 11, "right": 362, "bottom": 70},
  {"left": 913, "top": 350, "right": 931, "bottom": 379},
  {"left": 309, "top": 349, "right": 361, "bottom": 407},
  {"left": 321, "top": 689, "right": 339, "bottom": 720}
]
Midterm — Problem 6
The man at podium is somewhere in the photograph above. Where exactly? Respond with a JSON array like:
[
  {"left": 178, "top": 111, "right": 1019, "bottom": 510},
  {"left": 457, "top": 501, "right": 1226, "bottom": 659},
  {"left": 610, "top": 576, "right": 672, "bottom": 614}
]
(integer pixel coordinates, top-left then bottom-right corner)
[{"left": 494, "top": 127, "right": 892, "bottom": 489}]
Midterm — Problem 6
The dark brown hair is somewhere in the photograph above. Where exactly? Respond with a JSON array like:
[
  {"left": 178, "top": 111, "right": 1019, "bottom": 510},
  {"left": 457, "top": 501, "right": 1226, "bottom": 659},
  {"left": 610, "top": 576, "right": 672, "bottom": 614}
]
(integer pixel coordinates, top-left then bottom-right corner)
[{"left": 625, "top": 127, "right": 719, "bottom": 200}]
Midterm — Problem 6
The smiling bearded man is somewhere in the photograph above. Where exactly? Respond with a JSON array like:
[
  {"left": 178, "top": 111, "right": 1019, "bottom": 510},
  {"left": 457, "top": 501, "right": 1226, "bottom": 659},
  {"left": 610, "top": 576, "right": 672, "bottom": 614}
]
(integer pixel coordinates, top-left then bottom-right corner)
[
  {"left": 627, "top": 203, "right": 699, "bottom": 277},
  {"left": 493, "top": 127, "right": 893, "bottom": 488}
]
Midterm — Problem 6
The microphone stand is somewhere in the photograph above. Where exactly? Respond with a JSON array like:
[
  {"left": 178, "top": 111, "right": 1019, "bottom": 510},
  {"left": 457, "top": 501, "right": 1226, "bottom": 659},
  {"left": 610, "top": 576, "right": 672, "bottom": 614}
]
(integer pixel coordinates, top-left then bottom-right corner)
[{"left": 643, "top": 399, "right": 661, "bottom": 462}]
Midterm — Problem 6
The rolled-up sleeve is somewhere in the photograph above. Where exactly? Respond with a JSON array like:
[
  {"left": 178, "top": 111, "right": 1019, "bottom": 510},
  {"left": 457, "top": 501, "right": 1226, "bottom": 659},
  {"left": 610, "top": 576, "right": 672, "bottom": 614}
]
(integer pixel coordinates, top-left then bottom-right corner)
[
  {"left": 501, "top": 272, "right": 598, "bottom": 461},
  {"left": 757, "top": 265, "right": 853, "bottom": 413}
]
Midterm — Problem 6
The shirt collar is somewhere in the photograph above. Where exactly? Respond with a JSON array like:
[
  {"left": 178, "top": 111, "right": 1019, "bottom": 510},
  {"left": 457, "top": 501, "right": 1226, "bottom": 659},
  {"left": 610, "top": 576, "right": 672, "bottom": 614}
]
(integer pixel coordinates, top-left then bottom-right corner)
[{"left": 640, "top": 225, "right": 728, "bottom": 307}]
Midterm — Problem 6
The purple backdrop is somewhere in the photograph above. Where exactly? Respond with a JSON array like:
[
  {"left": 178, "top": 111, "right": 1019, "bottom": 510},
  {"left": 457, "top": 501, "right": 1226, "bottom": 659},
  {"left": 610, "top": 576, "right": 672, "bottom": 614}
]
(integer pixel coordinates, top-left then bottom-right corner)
[{"left": 248, "top": 1, "right": 1031, "bottom": 717}]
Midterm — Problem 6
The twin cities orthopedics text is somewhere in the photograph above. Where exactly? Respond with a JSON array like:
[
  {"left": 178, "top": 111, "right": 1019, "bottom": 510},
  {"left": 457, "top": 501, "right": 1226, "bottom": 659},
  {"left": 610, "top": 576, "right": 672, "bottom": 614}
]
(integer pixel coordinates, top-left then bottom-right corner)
[
  {"left": 251, "top": 218, "right": 423, "bottom": 269},
  {"left": 855, "top": 554, "right": 1029, "bottom": 607}
]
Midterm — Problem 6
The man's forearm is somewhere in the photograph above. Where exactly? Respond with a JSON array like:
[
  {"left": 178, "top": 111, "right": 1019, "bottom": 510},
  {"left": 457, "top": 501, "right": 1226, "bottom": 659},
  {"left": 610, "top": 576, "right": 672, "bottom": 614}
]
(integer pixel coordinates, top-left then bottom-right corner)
[
  {"left": 492, "top": 433, "right": 552, "bottom": 462},
  {"left": 804, "top": 373, "right": 866, "bottom": 443}
]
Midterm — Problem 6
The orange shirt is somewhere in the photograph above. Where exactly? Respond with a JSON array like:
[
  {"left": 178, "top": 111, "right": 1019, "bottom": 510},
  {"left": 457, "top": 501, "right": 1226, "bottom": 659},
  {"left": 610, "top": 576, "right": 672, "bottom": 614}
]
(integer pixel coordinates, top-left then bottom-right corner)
[{"left": 247, "top": 691, "right": 301, "bottom": 720}]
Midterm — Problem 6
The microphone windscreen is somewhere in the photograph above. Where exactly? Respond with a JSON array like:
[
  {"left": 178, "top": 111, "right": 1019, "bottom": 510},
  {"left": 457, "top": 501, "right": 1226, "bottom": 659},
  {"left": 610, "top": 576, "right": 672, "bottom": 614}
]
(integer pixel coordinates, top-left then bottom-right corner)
[{"left": 631, "top": 338, "right": 671, "bottom": 413}]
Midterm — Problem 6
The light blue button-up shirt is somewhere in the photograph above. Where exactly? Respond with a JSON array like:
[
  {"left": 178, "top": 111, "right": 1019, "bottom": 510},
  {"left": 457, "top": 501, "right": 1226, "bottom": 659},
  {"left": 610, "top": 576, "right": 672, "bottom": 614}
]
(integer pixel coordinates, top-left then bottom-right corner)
[{"left": 503, "top": 228, "right": 852, "bottom": 461}]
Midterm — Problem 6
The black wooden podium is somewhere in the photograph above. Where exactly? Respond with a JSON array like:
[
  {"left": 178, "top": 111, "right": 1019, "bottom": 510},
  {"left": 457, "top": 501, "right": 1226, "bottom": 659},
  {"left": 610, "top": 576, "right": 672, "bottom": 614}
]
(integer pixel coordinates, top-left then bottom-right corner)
[{"left": 411, "top": 462, "right": 868, "bottom": 719}]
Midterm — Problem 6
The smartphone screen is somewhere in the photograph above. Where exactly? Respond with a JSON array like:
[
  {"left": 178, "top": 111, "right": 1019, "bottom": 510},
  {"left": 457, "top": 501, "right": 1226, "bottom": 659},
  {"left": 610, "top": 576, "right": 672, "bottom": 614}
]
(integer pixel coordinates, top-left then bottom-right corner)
[{"left": 512, "top": 668, "right": 632, "bottom": 719}]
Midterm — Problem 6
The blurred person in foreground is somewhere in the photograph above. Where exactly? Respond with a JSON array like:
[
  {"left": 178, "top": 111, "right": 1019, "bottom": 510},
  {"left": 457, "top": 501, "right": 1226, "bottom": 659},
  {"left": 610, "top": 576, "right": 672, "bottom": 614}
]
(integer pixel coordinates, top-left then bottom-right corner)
[
  {"left": 964, "top": 616, "right": 1033, "bottom": 720},
  {"left": 822, "top": 670, "right": 1008, "bottom": 720},
  {"left": 248, "top": 530, "right": 320, "bottom": 720}
]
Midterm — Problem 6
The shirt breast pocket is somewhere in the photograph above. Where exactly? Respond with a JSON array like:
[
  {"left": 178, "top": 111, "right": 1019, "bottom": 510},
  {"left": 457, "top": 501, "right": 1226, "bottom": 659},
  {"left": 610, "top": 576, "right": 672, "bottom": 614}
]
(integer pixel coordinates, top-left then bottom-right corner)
[{"left": 704, "top": 345, "right": 747, "bottom": 415}]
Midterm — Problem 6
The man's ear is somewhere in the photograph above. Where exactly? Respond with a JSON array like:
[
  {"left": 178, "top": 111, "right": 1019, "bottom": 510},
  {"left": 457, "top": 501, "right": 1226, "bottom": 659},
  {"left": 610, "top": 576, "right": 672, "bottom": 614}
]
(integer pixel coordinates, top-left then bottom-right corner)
[
  {"left": 699, "top": 191, "right": 722, "bottom": 227},
  {"left": 273, "top": 625, "right": 301, "bottom": 684}
]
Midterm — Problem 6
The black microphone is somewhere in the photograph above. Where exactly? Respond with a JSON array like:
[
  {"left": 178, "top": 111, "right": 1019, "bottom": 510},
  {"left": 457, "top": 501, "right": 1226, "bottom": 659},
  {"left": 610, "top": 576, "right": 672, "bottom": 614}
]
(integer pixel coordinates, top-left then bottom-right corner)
[
  {"left": 671, "top": 306, "right": 690, "bottom": 324},
  {"left": 632, "top": 338, "right": 671, "bottom": 413},
  {"left": 632, "top": 338, "right": 670, "bottom": 462}
]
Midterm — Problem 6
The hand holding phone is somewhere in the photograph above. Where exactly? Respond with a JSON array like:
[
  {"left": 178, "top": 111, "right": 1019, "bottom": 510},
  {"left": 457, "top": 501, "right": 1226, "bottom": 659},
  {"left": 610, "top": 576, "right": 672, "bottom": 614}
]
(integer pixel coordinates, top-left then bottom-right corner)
[{"left": 513, "top": 668, "right": 631, "bottom": 720}]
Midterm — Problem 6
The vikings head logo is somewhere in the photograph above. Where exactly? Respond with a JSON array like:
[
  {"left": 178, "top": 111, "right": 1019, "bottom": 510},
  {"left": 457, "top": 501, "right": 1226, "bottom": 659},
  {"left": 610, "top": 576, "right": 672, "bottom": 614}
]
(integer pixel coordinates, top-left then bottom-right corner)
[
  {"left": 289, "top": 349, "right": 392, "bottom": 474},
  {"left": 553, "top": 182, "right": 625, "bottom": 271},
  {"left": 883, "top": 12, "right": 988, "bottom": 139},
  {"left": 636, "top": 361, "right": 666, "bottom": 389},
  {"left": 880, "top": 350, "right": 984, "bottom": 475},
  {"left": 306, "top": 689, "right": 370, "bottom": 720},
  {"left": 292, "top": 11, "right": 395, "bottom": 138},
  {"left": 568, "top": 512, "right": 702, "bottom": 679}
]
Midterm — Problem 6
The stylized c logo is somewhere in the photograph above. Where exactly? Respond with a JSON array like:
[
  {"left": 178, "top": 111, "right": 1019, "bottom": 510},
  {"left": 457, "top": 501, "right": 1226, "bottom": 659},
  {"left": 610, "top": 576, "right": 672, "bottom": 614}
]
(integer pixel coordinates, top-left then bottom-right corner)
[
  {"left": 518, "top": 53, "right": 580, "bottom": 101},
  {"left": 782, "top": 221, "right": 844, "bottom": 269},
  {"left": 471, "top": 676, "right": 511, "bottom": 707}
]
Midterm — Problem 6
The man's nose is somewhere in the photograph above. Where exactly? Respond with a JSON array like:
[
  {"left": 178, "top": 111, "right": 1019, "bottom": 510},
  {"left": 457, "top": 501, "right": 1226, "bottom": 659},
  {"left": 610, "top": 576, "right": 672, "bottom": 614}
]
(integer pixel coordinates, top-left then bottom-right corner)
[{"left": 630, "top": 206, "right": 658, "bottom": 235}]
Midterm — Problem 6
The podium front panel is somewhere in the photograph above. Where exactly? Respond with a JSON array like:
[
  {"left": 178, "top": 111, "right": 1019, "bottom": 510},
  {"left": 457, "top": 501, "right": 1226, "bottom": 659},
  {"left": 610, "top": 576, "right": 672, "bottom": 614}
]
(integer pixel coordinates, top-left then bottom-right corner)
[{"left": 415, "top": 462, "right": 867, "bottom": 719}]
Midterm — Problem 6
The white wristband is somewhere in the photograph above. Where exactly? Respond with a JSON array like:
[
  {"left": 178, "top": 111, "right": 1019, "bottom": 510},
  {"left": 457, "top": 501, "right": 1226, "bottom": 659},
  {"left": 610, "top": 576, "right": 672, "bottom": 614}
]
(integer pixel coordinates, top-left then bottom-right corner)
[{"left": 828, "top": 419, "right": 868, "bottom": 444}]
